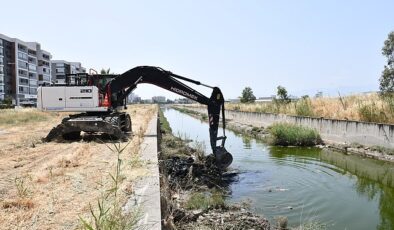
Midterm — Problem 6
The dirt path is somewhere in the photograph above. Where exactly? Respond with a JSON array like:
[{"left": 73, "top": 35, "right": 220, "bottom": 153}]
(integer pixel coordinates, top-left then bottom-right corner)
[{"left": 0, "top": 105, "right": 157, "bottom": 230}]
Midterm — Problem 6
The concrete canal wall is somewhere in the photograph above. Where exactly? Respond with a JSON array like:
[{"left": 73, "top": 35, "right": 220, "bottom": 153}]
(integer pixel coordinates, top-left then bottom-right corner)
[{"left": 181, "top": 106, "right": 394, "bottom": 149}]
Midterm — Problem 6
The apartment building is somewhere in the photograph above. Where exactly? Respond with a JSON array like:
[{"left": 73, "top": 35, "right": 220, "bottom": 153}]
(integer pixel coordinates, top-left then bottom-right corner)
[
  {"left": 0, "top": 33, "right": 52, "bottom": 106},
  {"left": 51, "top": 60, "right": 86, "bottom": 84}
]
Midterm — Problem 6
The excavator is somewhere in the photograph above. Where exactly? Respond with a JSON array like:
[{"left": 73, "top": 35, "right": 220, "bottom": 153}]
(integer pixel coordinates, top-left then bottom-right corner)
[{"left": 37, "top": 66, "right": 233, "bottom": 169}]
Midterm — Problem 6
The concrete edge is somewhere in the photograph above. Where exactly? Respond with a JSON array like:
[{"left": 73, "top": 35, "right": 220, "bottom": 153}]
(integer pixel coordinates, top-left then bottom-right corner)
[{"left": 123, "top": 112, "right": 161, "bottom": 229}]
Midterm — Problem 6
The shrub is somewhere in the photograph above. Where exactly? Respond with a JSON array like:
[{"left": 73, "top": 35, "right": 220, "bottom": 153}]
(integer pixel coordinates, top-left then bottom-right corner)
[
  {"left": 295, "top": 98, "right": 314, "bottom": 117},
  {"left": 358, "top": 102, "right": 387, "bottom": 123},
  {"left": 269, "top": 123, "right": 322, "bottom": 146},
  {"left": 186, "top": 191, "right": 225, "bottom": 211}
]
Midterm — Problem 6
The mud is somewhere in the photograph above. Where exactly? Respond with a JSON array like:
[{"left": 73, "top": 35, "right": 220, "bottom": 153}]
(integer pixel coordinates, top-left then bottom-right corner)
[{"left": 163, "top": 155, "right": 237, "bottom": 190}]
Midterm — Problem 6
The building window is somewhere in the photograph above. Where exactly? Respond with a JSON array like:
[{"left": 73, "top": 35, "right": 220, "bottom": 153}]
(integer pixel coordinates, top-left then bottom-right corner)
[
  {"left": 28, "top": 64, "right": 37, "bottom": 71},
  {"left": 29, "top": 80, "right": 37, "bottom": 87},
  {"left": 18, "top": 52, "right": 28, "bottom": 61},
  {"left": 18, "top": 44, "right": 27, "bottom": 52},
  {"left": 38, "top": 60, "right": 50, "bottom": 67},
  {"left": 42, "top": 54, "right": 50, "bottom": 60},
  {"left": 18, "top": 69, "right": 28, "bottom": 77},
  {"left": 28, "top": 49, "right": 37, "bottom": 56},
  {"left": 19, "top": 78, "right": 29, "bottom": 85},
  {"left": 29, "top": 88, "right": 37, "bottom": 94},
  {"left": 18, "top": 60, "right": 28, "bottom": 69},
  {"left": 28, "top": 57, "right": 37, "bottom": 64},
  {"left": 29, "top": 72, "right": 37, "bottom": 79},
  {"left": 43, "top": 68, "right": 50, "bottom": 74},
  {"left": 56, "top": 68, "right": 65, "bottom": 73}
]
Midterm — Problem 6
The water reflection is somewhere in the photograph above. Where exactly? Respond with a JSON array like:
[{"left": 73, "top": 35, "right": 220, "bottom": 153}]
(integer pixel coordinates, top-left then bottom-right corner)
[
  {"left": 320, "top": 150, "right": 394, "bottom": 230},
  {"left": 242, "top": 136, "right": 252, "bottom": 149},
  {"left": 268, "top": 146, "right": 394, "bottom": 230}
]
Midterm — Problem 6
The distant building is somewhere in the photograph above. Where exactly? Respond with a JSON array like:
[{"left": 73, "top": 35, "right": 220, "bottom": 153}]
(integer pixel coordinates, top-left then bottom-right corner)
[
  {"left": 127, "top": 93, "right": 141, "bottom": 103},
  {"left": 51, "top": 60, "right": 86, "bottom": 84},
  {"left": 0, "top": 33, "right": 52, "bottom": 106},
  {"left": 227, "top": 98, "right": 240, "bottom": 103},
  {"left": 152, "top": 96, "right": 166, "bottom": 103},
  {"left": 255, "top": 96, "right": 276, "bottom": 103}
]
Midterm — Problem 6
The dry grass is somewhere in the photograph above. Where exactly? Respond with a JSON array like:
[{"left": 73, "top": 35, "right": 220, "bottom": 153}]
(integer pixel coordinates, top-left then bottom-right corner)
[
  {"left": 0, "top": 108, "right": 59, "bottom": 126},
  {"left": 223, "top": 93, "right": 394, "bottom": 124},
  {"left": 0, "top": 105, "right": 157, "bottom": 229}
]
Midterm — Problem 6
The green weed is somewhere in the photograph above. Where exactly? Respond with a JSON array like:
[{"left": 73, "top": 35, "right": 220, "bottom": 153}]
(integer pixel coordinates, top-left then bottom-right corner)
[
  {"left": 295, "top": 98, "right": 314, "bottom": 117},
  {"left": 269, "top": 123, "right": 322, "bottom": 146},
  {"left": 186, "top": 191, "right": 225, "bottom": 211}
]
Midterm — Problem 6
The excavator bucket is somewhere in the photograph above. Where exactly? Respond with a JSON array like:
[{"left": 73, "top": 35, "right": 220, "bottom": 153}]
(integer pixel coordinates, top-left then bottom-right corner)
[{"left": 214, "top": 146, "right": 233, "bottom": 169}]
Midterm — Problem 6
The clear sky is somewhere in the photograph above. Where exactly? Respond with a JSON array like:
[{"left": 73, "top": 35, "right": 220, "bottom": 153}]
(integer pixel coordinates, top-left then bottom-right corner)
[{"left": 2, "top": 0, "right": 394, "bottom": 99}]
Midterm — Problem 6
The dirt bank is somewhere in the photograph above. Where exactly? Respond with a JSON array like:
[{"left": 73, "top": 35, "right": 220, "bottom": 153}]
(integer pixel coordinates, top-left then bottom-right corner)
[
  {"left": 158, "top": 109, "right": 270, "bottom": 230},
  {"left": 0, "top": 105, "right": 156, "bottom": 229}
]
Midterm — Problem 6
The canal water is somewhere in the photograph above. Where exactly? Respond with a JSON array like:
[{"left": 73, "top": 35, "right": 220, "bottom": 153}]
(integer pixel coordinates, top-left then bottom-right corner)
[{"left": 163, "top": 108, "right": 394, "bottom": 230}]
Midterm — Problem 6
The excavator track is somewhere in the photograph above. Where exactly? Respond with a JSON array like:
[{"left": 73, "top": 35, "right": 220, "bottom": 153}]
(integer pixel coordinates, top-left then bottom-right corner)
[{"left": 45, "top": 113, "right": 132, "bottom": 142}]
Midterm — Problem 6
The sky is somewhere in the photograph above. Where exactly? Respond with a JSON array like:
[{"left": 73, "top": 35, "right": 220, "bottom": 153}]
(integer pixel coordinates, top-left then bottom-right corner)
[{"left": 1, "top": 0, "right": 394, "bottom": 99}]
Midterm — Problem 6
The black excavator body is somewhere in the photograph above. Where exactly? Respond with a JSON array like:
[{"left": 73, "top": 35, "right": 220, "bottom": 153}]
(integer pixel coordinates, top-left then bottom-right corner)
[{"left": 40, "top": 66, "right": 232, "bottom": 169}]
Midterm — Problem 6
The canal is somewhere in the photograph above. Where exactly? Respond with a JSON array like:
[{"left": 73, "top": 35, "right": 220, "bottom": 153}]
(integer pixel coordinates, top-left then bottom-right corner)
[{"left": 163, "top": 108, "right": 394, "bottom": 230}]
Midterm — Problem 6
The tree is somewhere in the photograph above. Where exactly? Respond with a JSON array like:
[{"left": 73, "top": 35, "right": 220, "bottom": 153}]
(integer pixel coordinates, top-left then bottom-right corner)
[
  {"left": 380, "top": 31, "right": 394, "bottom": 96},
  {"left": 100, "top": 68, "right": 111, "bottom": 74},
  {"left": 240, "top": 87, "right": 256, "bottom": 103},
  {"left": 2, "top": 96, "right": 12, "bottom": 105},
  {"left": 276, "top": 85, "right": 290, "bottom": 103}
]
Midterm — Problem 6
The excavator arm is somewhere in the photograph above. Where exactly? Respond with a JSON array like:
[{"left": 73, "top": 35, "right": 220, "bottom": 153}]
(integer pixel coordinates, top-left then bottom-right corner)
[{"left": 107, "top": 66, "right": 232, "bottom": 168}]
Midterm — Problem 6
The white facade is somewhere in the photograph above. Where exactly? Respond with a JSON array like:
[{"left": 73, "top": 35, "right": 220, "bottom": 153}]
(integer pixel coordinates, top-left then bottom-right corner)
[{"left": 37, "top": 45, "right": 52, "bottom": 85}]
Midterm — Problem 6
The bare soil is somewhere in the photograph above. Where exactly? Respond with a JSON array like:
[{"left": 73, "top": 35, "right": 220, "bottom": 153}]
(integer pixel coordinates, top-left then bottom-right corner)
[{"left": 0, "top": 105, "right": 156, "bottom": 230}]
